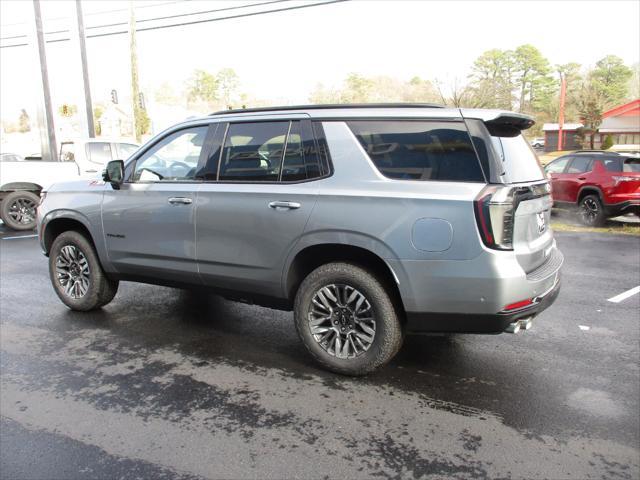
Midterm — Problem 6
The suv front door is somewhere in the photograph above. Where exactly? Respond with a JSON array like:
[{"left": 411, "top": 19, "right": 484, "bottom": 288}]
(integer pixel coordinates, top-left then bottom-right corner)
[
  {"left": 101, "top": 125, "right": 210, "bottom": 282},
  {"left": 195, "top": 119, "right": 324, "bottom": 298}
]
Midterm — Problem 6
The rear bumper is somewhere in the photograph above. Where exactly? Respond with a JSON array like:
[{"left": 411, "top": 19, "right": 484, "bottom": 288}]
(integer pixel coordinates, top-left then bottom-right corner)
[
  {"left": 605, "top": 199, "right": 640, "bottom": 217},
  {"left": 405, "top": 274, "right": 561, "bottom": 333}
]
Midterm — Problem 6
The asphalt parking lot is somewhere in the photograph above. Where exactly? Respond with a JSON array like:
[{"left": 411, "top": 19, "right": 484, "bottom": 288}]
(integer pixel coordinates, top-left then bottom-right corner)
[{"left": 1, "top": 225, "right": 639, "bottom": 479}]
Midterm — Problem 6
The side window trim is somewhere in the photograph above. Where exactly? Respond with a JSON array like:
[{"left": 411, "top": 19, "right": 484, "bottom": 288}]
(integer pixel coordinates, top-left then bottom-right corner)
[
  {"left": 126, "top": 123, "right": 213, "bottom": 183},
  {"left": 276, "top": 121, "right": 293, "bottom": 182}
]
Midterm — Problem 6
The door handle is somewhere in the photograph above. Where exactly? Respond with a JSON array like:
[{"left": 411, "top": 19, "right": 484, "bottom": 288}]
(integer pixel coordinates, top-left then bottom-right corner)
[
  {"left": 577, "top": 176, "right": 586, "bottom": 180},
  {"left": 269, "top": 201, "right": 301, "bottom": 210},
  {"left": 168, "top": 197, "right": 193, "bottom": 205}
]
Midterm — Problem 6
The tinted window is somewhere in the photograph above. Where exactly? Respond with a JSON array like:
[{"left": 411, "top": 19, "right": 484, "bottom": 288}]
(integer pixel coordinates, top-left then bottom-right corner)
[
  {"left": 491, "top": 135, "right": 545, "bottom": 182},
  {"left": 602, "top": 158, "right": 621, "bottom": 171},
  {"left": 545, "top": 157, "right": 570, "bottom": 173},
  {"left": 567, "top": 156, "right": 592, "bottom": 173},
  {"left": 624, "top": 158, "right": 640, "bottom": 172},
  {"left": 86, "top": 142, "right": 113, "bottom": 165},
  {"left": 219, "top": 122, "right": 289, "bottom": 181},
  {"left": 133, "top": 126, "right": 207, "bottom": 182},
  {"left": 348, "top": 121, "right": 483, "bottom": 182}
]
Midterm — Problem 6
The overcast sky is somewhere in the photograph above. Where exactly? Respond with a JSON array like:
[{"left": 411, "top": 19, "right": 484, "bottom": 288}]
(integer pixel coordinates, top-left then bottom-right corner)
[{"left": 1, "top": 0, "right": 639, "bottom": 121}]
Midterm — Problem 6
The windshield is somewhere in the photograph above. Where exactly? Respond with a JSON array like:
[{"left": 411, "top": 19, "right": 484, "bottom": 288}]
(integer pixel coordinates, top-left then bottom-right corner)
[{"left": 491, "top": 134, "right": 545, "bottom": 183}]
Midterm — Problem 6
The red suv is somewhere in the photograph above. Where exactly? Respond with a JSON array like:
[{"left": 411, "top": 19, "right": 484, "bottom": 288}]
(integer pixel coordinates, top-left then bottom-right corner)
[{"left": 545, "top": 152, "right": 640, "bottom": 226}]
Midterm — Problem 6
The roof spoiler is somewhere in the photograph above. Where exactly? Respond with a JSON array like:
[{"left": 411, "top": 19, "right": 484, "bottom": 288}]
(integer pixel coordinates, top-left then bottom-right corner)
[{"left": 484, "top": 113, "right": 535, "bottom": 137}]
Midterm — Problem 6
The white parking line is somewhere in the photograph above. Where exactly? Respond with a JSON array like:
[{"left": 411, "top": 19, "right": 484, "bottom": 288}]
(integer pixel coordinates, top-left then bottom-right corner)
[
  {"left": 607, "top": 286, "right": 640, "bottom": 303},
  {"left": 2, "top": 234, "right": 38, "bottom": 240}
]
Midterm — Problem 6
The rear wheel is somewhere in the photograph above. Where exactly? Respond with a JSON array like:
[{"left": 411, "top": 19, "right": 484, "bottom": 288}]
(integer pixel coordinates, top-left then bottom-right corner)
[
  {"left": 294, "top": 262, "right": 403, "bottom": 376},
  {"left": 49, "top": 230, "right": 118, "bottom": 311},
  {"left": 579, "top": 194, "right": 606, "bottom": 227},
  {"left": 1, "top": 191, "right": 39, "bottom": 231}
]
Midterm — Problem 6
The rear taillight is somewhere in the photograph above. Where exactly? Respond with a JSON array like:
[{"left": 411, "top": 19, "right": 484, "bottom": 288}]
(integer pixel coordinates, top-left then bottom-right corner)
[
  {"left": 474, "top": 185, "right": 516, "bottom": 250},
  {"left": 612, "top": 175, "right": 638, "bottom": 186}
]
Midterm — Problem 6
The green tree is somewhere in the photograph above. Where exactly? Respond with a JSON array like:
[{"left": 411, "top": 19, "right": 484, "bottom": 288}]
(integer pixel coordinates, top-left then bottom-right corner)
[
  {"left": 468, "top": 48, "right": 516, "bottom": 109},
  {"left": 18, "top": 109, "right": 30, "bottom": 133},
  {"left": 513, "top": 44, "right": 555, "bottom": 113},
  {"left": 216, "top": 68, "right": 240, "bottom": 108},
  {"left": 186, "top": 69, "right": 218, "bottom": 106},
  {"left": 93, "top": 104, "right": 104, "bottom": 136},
  {"left": 591, "top": 55, "right": 633, "bottom": 105},
  {"left": 628, "top": 63, "right": 640, "bottom": 100},
  {"left": 577, "top": 77, "right": 607, "bottom": 148},
  {"left": 340, "top": 73, "right": 373, "bottom": 103},
  {"left": 601, "top": 134, "right": 614, "bottom": 150}
]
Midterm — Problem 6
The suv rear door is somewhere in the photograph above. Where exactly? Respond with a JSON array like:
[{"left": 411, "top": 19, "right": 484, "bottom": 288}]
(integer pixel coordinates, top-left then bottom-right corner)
[{"left": 195, "top": 119, "right": 325, "bottom": 298}]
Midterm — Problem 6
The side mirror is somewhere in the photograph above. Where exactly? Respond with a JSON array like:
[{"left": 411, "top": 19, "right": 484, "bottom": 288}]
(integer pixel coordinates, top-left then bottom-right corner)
[{"left": 103, "top": 159, "right": 125, "bottom": 188}]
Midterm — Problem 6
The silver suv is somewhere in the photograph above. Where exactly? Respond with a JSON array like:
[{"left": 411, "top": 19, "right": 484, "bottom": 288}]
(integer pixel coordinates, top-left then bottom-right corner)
[{"left": 37, "top": 104, "right": 562, "bottom": 375}]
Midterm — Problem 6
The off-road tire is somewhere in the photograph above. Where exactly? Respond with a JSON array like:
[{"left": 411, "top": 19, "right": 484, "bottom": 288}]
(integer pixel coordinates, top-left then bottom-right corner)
[
  {"left": 49, "top": 230, "right": 118, "bottom": 311},
  {"left": 294, "top": 262, "right": 403, "bottom": 376},
  {"left": 0, "top": 191, "right": 40, "bottom": 231}
]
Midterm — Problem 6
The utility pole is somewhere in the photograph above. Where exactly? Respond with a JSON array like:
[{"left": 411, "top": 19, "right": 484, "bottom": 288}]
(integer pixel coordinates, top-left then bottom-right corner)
[
  {"left": 31, "top": 0, "right": 57, "bottom": 161},
  {"left": 72, "top": 0, "right": 95, "bottom": 137},
  {"left": 129, "top": 1, "right": 147, "bottom": 142},
  {"left": 557, "top": 73, "right": 567, "bottom": 151}
]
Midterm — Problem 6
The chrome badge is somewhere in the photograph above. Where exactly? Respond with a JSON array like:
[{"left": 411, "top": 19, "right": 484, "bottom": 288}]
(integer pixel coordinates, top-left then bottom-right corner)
[{"left": 536, "top": 211, "right": 547, "bottom": 234}]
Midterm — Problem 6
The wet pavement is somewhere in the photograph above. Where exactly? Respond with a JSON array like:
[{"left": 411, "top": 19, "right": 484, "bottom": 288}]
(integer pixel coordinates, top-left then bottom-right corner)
[{"left": 1, "top": 225, "right": 639, "bottom": 479}]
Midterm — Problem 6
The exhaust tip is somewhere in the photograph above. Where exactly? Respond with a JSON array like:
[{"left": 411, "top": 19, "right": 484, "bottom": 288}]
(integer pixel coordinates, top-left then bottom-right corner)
[
  {"left": 519, "top": 318, "right": 533, "bottom": 331},
  {"left": 505, "top": 322, "right": 521, "bottom": 334}
]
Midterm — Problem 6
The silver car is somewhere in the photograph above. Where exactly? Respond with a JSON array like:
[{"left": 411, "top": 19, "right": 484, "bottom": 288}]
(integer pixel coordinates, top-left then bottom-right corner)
[{"left": 37, "top": 104, "right": 562, "bottom": 375}]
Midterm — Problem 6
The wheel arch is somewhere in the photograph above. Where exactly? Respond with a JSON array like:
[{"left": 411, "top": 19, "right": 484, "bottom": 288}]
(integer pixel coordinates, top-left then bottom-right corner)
[
  {"left": 41, "top": 212, "right": 96, "bottom": 256},
  {"left": 284, "top": 242, "right": 406, "bottom": 319},
  {"left": 577, "top": 186, "right": 604, "bottom": 204},
  {"left": 0, "top": 182, "right": 43, "bottom": 193}
]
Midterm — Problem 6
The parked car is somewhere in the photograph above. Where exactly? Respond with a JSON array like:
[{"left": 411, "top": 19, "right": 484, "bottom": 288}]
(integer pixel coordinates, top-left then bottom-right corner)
[
  {"left": 530, "top": 137, "right": 545, "bottom": 148},
  {"left": 545, "top": 151, "right": 640, "bottom": 225},
  {"left": 0, "top": 138, "right": 138, "bottom": 231},
  {"left": 37, "top": 104, "right": 562, "bottom": 375}
]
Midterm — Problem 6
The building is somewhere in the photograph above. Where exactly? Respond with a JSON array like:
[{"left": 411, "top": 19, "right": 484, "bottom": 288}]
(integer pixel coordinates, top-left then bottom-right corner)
[
  {"left": 542, "top": 123, "right": 583, "bottom": 152},
  {"left": 596, "top": 99, "right": 640, "bottom": 147},
  {"left": 542, "top": 99, "right": 640, "bottom": 151}
]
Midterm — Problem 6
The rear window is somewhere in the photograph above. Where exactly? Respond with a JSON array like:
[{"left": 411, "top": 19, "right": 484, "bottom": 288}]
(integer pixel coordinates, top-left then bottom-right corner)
[
  {"left": 86, "top": 142, "right": 113, "bottom": 165},
  {"left": 347, "top": 121, "right": 484, "bottom": 182},
  {"left": 491, "top": 135, "right": 545, "bottom": 183},
  {"left": 603, "top": 157, "right": 640, "bottom": 172},
  {"left": 624, "top": 158, "right": 640, "bottom": 172}
]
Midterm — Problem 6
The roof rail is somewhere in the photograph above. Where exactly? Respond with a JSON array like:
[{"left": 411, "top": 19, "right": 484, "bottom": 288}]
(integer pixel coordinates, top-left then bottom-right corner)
[
  {"left": 210, "top": 103, "right": 445, "bottom": 116},
  {"left": 574, "top": 150, "right": 620, "bottom": 155}
]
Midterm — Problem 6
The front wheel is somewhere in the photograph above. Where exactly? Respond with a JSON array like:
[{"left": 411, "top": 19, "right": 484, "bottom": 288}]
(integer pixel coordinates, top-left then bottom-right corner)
[
  {"left": 49, "top": 230, "right": 119, "bottom": 311},
  {"left": 0, "top": 191, "right": 40, "bottom": 231},
  {"left": 579, "top": 194, "right": 606, "bottom": 227},
  {"left": 294, "top": 262, "right": 403, "bottom": 376}
]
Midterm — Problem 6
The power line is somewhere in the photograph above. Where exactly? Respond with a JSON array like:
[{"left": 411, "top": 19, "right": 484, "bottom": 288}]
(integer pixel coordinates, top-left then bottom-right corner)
[
  {"left": 0, "top": 0, "right": 347, "bottom": 48},
  {"left": 0, "top": 1, "right": 189, "bottom": 28},
  {"left": 1, "top": 0, "right": 291, "bottom": 41}
]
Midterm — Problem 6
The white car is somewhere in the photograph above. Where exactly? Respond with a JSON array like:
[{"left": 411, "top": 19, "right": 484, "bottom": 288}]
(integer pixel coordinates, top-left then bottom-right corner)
[
  {"left": 0, "top": 138, "right": 139, "bottom": 231},
  {"left": 530, "top": 137, "right": 545, "bottom": 148}
]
